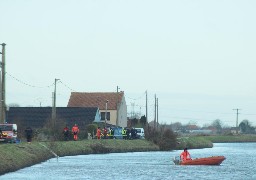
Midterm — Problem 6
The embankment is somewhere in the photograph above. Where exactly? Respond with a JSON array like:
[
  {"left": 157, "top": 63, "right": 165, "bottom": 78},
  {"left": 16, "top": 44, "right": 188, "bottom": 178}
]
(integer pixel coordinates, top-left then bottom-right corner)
[
  {"left": 3, "top": 134, "right": 253, "bottom": 176},
  {"left": 176, "top": 134, "right": 256, "bottom": 150},
  {"left": 199, "top": 134, "right": 256, "bottom": 143},
  {"left": 176, "top": 136, "right": 213, "bottom": 149},
  {"left": 0, "top": 139, "right": 159, "bottom": 176}
]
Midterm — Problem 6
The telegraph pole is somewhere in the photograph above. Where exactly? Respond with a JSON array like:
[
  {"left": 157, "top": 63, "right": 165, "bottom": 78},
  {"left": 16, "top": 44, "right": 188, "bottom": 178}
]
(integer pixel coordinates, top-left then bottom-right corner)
[
  {"left": 156, "top": 98, "right": 159, "bottom": 130},
  {"left": 105, "top": 100, "right": 109, "bottom": 128},
  {"left": 233, "top": 108, "right": 241, "bottom": 134},
  {"left": 52, "top": 78, "right": 59, "bottom": 126},
  {"left": 0, "top": 43, "right": 6, "bottom": 123},
  {"left": 154, "top": 94, "right": 156, "bottom": 131},
  {"left": 145, "top": 91, "right": 148, "bottom": 123},
  {"left": 116, "top": 86, "right": 120, "bottom": 126}
]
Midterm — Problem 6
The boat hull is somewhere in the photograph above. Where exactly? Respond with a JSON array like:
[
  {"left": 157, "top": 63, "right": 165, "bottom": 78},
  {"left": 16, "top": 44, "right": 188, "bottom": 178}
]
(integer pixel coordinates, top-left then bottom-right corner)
[{"left": 180, "top": 156, "right": 226, "bottom": 165}]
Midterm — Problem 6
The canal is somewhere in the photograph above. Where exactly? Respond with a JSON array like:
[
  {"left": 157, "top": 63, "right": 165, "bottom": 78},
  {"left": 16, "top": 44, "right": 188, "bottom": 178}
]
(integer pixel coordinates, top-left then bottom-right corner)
[{"left": 1, "top": 143, "right": 256, "bottom": 180}]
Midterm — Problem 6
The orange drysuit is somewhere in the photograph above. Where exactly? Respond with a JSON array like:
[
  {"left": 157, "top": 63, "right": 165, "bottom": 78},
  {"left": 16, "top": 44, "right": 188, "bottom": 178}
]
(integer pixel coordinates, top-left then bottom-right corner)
[
  {"left": 180, "top": 150, "right": 191, "bottom": 161},
  {"left": 97, "top": 128, "right": 101, "bottom": 140},
  {"left": 72, "top": 124, "right": 79, "bottom": 141}
]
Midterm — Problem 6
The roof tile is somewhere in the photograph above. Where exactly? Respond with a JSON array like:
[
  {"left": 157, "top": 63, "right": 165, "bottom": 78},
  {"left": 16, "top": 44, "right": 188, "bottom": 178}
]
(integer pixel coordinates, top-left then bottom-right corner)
[{"left": 67, "top": 92, "right": 124, "bottom": 110}]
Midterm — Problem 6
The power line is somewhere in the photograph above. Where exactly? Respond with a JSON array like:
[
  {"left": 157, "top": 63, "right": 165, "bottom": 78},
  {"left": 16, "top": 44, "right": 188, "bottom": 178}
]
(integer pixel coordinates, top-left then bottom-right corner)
[
  {"left": 6, "top": 72, "right": 54, "bottom": 88},
  {"left": 125, "top": 91, "right": 146, "bottom": 101},
  {"left": 59, "top": 80, "right": 77, "bottom": 92}
]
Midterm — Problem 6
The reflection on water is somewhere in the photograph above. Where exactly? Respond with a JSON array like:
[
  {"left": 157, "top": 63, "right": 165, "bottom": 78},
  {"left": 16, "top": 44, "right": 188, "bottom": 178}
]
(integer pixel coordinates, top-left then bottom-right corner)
[{"left": 1, "top": 143, "right": 256, "bottom": 180}]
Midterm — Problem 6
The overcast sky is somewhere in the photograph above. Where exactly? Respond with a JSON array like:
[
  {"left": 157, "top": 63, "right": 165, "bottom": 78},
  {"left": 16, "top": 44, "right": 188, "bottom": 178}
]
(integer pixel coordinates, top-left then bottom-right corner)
[{"left": 1, "top": 0, "right": 256, "bottom": 127}]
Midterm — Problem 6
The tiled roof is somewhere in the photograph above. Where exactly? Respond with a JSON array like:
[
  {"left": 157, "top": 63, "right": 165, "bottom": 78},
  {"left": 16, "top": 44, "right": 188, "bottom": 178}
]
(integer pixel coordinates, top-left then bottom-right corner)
[
  {"left": 7, "top": 107, "right": 98, "bottom": 129},
  {"left": 67, "top": 91, "right": 124, "bottom": 110}
]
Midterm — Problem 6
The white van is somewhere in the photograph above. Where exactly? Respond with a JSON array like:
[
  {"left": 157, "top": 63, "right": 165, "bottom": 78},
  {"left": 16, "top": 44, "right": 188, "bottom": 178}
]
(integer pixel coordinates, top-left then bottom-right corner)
[{"left": 135, "top": 128, "right": 145, "bottom": 139}]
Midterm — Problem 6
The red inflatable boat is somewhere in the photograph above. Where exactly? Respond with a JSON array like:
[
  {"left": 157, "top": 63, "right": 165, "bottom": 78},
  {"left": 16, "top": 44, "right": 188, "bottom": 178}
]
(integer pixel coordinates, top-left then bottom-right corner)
[{"left": 173, "top": 156, "right": 226, "bottom": 165}]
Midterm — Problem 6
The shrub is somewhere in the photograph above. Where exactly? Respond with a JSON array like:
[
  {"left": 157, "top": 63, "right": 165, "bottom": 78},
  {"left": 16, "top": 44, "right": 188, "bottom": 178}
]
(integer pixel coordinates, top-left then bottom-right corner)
[
  {"left": 158, "top": 129, "right": 177, "bottom": 151},
  {"left": 146, "top": 125, "right": 177, "bottom": 151}
]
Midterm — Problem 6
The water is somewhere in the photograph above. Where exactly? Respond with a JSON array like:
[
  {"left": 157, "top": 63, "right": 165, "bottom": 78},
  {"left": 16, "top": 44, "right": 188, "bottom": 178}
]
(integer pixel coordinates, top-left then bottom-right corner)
[{"left": 1, "top": 143, "right": 256, "bottom": 180}]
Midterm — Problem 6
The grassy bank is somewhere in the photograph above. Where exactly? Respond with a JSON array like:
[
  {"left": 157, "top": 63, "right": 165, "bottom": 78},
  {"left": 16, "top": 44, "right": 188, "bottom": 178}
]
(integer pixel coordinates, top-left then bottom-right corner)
[
  {"left": 176, "top": 136, "right": 213, "bottom": 150},
  {"left": 176, "top": 134, "right": 256, "bottom": 150},
  {"left": 200, "top": 134, "right": 256, "bottom": 143},
  {"left": 0, "top": 139, "right": 159, "bottom": 176}
]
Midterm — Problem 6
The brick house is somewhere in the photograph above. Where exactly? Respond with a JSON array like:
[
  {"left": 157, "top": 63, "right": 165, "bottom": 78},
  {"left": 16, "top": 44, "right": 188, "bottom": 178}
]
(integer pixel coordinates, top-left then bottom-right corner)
[{"left": 67, "top": 91, "right": 127, "bottom": 127}]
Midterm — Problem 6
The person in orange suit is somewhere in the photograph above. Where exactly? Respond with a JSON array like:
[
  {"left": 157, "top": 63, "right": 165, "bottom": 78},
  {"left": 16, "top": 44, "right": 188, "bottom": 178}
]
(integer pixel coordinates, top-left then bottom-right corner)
[
  {"left": 97, "top": 127, "right": 101, "bottom": 140},
  {"left": 72, "top": 124, "right": 79, "bottom": 141},
  {"left": 180, "top": 148, "right": 192, "bottom": 161}
]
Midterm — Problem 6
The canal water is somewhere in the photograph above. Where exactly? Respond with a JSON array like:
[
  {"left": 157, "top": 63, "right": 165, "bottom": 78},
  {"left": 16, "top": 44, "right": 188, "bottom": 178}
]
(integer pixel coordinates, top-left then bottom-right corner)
[{"left": 1, "top": 143, "right": 256, "bottom": 180}]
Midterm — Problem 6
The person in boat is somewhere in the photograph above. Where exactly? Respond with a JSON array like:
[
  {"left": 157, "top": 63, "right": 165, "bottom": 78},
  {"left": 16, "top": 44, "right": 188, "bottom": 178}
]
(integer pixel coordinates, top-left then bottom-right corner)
[{"left": 180, "top": 148, "right": 192, "bottom": 161}]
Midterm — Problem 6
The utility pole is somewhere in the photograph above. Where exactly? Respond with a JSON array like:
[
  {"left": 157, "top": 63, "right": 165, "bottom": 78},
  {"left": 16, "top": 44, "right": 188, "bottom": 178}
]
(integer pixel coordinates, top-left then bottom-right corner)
[
  {"left": 0, "top": 43, "right": 6, "bottom": 123},
  {"left": 157, "top": 98, "right": 159, "bottom": 130},
  {"left": 145, "top": 90, "right": 148, "bottom": 123},
  {"left": 146, "top": 90, "right": 149, "bottom": 133},
  {"left": 116, "top": 86, "right": 120, "bottom": 126},
  {"left": 154, "top": 94, "right": 156, "bottom": 131},
  {"left": 105, "top": 100, "right": 109, "bottom": 128},
  {"left": 233, "top": 108, "right": 241, "bottom": 134},
  {"left": 52, "top": 78, "right": 59, "bottom": 127}
]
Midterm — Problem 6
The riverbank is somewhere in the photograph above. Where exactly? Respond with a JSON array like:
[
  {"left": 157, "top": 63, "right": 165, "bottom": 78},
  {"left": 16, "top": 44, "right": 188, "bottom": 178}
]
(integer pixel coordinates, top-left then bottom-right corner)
[
  {"left": 199, "top": 134, "right": 256, "bottom": 143},
  {"left": 176, "top": 134, "right": 256, "bottom": 149},
  {"left": 176, "top": 136, "right": 213, "bottom": 149},
  {"left": 1, "top": 134, "right": 256, "bottom": 176},
  {"left": 0, "top": 139, "right": 159, "bottom": 176}
]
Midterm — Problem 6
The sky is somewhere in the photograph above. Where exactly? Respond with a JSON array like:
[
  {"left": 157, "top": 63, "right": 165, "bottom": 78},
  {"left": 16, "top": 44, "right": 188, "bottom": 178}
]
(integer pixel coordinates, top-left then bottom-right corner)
[{"left": 1, "top": 0, "right": 256, "bottom": 127}]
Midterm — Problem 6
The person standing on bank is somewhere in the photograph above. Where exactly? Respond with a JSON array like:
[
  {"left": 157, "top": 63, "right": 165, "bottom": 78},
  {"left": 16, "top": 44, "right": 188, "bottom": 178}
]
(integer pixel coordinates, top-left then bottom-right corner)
[
  {"left": 72, "top": 124, "right": 79, "bottom": 141},
  {"left": 103, "top": 127, "right": 108, "bottom": 139},
  {"left": 63, "top": 125, "right": 69, "bottom": 141},
  {"left": 97, "top": 127, "right": 101, "bottom": 140},
  {"left": 25, "top": 127, "right": 33, "bottom": 143}
]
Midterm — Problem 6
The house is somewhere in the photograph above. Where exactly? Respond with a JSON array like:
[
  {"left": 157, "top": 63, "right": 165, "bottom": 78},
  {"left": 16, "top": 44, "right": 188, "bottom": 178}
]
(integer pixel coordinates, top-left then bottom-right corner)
[
  {"left": 67, "top": 92, "right": 127, "bottom": 127},
  {"left": 7, "top": 107, "right": 101, "bottom": 129}
]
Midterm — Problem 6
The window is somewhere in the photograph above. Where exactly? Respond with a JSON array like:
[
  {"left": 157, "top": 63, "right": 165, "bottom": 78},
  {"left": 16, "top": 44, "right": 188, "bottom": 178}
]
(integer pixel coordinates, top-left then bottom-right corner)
[
  {"left": 0, "top": 125, "right": 12, "bottom": 131},
  {"left": 101, "top": 112, "right": 110, "bottom": 121}
]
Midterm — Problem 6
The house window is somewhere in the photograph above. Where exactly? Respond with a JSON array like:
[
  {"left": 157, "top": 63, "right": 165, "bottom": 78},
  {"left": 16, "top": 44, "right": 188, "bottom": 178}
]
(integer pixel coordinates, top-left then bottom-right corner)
[{"left": 101, "top": 112, "right": 110, "bottom": 121}]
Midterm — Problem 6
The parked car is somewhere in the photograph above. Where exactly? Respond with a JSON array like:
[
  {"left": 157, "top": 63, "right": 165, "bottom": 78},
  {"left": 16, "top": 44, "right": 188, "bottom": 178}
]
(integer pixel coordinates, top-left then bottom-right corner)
[{"left": 134, "top": 128, "right": 145, "bottom": 139}]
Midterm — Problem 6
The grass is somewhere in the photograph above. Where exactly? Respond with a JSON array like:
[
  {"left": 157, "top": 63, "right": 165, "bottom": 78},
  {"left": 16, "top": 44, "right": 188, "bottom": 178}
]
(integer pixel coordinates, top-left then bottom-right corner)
[
  {"left": 0, "top": 139, "right": 159, "bottom": 175},
  {"left": 176, "top": 134, "right": 256, "bottom": 150},
  {"left": 201, "top": 134, "right": 256, "bottom": 143},
  {"left": 176, "top": 136, "right": 213, "bottom": 150}
]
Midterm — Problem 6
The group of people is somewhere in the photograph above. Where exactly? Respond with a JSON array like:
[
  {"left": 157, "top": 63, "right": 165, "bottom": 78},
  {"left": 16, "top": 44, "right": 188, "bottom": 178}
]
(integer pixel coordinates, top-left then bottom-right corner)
[
  {"left": 63, "top": 124, "right": 80, "bottom": 141},
  {"left": 95, "top": 127, "right": 139, "bottom": 140},
  {"left": 19, "top": 124, "right": 79, "bottom": 143},
  {"left": 18, "top": 124, "right": 142, "bottom": 143},
  {"left": 121, "top": 127, "right": 138, "bottom": 139},
  {"left": 96, "top": 127, "right": 113, "bottom": 140}
]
